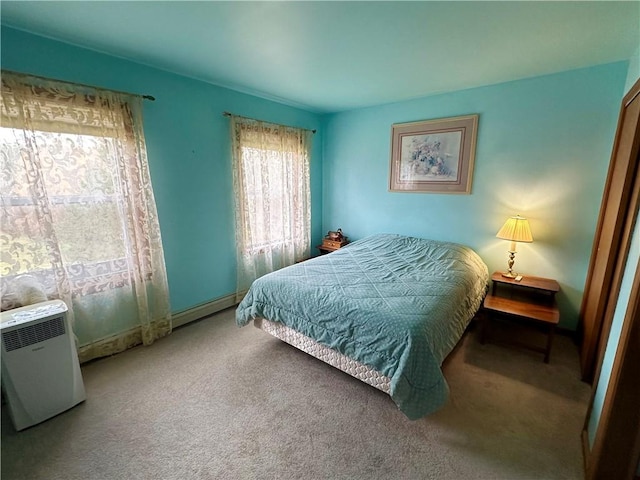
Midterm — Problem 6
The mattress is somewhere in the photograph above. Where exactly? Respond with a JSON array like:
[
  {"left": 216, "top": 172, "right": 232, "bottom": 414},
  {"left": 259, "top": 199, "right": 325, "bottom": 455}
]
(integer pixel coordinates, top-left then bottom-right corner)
[
  {"left": 255, "top": 317, "right": 391, "bottom": 393},
  {"left": 237, "top": 233, "right": 488, "bottom": 419}
]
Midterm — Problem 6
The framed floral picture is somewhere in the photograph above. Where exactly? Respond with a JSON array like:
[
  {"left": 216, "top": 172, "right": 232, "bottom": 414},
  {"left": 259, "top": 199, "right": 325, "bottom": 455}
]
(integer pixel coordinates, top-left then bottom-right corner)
[{"left": 389, "top": 114, "right": 478, "bottom": 194}]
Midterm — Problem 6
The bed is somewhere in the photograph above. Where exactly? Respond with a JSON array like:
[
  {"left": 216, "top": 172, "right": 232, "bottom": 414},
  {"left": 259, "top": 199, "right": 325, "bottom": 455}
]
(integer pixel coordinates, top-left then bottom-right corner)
[{"left": 236, "top": 233, "right": 489, "bottom": 419}]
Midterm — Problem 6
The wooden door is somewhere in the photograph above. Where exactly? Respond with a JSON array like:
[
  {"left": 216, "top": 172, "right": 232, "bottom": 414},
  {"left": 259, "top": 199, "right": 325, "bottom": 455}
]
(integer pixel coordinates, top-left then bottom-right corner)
[
  {"left": 580, "top": 77, "right": 640, "bottom": 479},
  {"left": 583, "top": 250, "right": 640, "bottom": 479},
  {"left": 578, "top": 78, "right": 640, "bottom": 382}
]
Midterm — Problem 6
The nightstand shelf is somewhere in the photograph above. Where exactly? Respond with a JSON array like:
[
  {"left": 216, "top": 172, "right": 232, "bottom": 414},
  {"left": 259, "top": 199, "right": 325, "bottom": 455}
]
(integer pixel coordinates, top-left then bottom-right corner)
[
  {"left": 316, "top": 244, "right": 341, "bottom": 255},
  {"left": 481, "top": 272, "right": 560, "bottom": 363}
]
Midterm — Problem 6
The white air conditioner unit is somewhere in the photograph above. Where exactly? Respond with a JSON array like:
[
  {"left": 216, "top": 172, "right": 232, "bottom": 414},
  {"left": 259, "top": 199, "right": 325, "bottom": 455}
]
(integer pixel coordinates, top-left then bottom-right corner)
[{"left": 1, "top": 300, "right": 86, "bottom": 431}]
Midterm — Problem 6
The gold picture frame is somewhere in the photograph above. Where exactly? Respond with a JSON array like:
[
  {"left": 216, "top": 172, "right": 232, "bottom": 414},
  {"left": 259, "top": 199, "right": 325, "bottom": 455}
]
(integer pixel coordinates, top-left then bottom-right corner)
[{"left": 389, "top": 114, "right": 478, "bottom": 194}]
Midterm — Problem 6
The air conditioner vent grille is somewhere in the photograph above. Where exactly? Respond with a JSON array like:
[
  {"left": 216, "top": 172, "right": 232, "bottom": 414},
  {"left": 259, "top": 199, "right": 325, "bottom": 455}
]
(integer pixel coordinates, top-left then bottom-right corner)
[{"left": 2, "top": 316, "right": 66, "bottom": 352}]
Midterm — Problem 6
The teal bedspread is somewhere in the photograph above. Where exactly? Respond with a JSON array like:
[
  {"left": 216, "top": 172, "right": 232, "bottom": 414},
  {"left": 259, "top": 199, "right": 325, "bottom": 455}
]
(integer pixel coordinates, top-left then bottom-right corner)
[{"left": 236, "top": 234, "right": 489, "bottom": 419}]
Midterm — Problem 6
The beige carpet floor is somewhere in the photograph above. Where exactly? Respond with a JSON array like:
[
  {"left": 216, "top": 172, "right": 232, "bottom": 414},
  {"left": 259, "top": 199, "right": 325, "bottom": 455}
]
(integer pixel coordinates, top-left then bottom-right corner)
[{"left": 1, "top": 308, "right": 590, "bottom": 480}]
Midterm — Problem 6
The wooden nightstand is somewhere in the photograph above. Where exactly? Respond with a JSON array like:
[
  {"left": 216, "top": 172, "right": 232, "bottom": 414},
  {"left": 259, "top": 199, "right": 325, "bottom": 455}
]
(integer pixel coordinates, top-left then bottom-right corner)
[
  {"left": 316, "top": 236, "right": 349, "bottom": 255},
  {"left": 481, "top": 272, "right": 560, "bottom": 363},
  {"left": 316, "top": 243, "right": 346, "bottom": 255}
]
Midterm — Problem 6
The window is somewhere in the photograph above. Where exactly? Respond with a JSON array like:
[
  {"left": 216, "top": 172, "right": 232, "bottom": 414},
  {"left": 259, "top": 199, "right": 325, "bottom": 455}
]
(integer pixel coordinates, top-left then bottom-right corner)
[
  {"left": 1, "top": 129, "right": 130, "bottom": 292},
  {"left": 0, "top": 72, "right": 171, "bottom": 361},
  {"left": 230, "top": 116, "right": 311, "bottom": 294}
]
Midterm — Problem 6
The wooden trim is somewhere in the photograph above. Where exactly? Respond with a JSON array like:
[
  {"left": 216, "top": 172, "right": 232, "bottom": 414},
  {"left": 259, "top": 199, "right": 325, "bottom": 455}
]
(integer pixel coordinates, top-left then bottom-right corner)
[
  {"left": 590, "top": 159, "right": 640, "bottom": 392},
  {"left": 582, "top": 77, "right": 640, "bottom": 479},
  {"left": 582, "top": 428, "right": 591, "bottom": 474},
  {"left": 581, "top": 160, "right": 640, "bottom": 444},
  {"left": 585, "top": 259, "right": 640, "bottom": 479},
  {"left": 578, "top": 77, "right": 640, "bottom": 381}
]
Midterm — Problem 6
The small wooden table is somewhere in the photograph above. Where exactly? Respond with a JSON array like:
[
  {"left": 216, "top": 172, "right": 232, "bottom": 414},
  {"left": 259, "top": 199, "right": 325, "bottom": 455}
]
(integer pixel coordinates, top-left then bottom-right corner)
[
  {"left": 316, "top": 245, "right": 339, "bottom": 254},
  {"left": 316, "top": 242, "right": 348, "bottom": 255},
  {"left": 481, "top": 272, "right": 560, "bottom": 363}
]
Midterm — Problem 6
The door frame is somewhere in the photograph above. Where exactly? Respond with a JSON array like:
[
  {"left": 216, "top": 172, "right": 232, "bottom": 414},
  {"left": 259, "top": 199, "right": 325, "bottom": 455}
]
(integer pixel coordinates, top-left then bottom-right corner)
[
  {"left": 580, "top": 77, "right": 640, "bottom": 479},
  {"left": 582, "top": 256, "right": 640, "bottom": 479},
  {"left": 578, "top": 78, "right": 640, "bottom": 381}
]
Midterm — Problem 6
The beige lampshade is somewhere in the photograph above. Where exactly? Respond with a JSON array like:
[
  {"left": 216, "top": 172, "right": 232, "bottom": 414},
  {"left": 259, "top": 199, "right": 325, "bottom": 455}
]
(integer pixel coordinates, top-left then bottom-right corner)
[{"left": 496, "top": 215, "right": 533, "bottom": 243}]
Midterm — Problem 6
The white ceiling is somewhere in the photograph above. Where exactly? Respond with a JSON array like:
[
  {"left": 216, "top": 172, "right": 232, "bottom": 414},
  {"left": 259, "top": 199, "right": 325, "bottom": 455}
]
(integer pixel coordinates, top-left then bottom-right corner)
[{"left": 2, "top": 1, "right": 639, "bottom": 113}]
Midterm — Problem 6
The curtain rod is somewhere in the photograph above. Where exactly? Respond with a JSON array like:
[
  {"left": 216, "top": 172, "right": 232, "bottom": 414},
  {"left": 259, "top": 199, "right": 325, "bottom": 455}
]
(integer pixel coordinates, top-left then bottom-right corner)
[
  {"left": 3, "top": 69, "right": 155, "bottom": 101},
  {"left": 223, "top": 111, "right": 316, "bottom": 134}
]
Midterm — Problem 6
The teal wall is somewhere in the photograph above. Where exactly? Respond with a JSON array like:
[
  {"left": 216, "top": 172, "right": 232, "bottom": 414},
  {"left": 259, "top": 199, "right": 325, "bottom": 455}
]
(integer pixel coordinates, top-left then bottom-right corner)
[
  {"left": 1, "top": 26, "right": 630, "bottom": 329},
  {"left": 322, "top": 63, "right": 628, "bottom": 329},
  {"left": 0, "top": 26, "right": 324, "bottom": 313},
  {"left": 625, "top": 45, "right": 640, "bottom": 92}
]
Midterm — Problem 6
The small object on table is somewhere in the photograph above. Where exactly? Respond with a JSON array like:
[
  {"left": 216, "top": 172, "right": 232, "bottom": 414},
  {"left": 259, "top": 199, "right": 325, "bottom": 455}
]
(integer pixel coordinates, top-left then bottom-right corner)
[{"left": 317, "top": 229, "right": 349, "bottom": 254}]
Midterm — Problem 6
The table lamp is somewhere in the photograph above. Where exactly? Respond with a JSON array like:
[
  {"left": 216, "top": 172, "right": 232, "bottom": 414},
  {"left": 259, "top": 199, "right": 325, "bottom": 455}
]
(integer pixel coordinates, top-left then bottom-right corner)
[{"left": 496, "top": 215, "right": 533, "bottom": 278}]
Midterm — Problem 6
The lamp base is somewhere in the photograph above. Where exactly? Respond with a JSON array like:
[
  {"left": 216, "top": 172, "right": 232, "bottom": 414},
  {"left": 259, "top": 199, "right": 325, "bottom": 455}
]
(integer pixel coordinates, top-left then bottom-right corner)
[{"left": 502, "top": 250, "right": 517, "bottom": 278}]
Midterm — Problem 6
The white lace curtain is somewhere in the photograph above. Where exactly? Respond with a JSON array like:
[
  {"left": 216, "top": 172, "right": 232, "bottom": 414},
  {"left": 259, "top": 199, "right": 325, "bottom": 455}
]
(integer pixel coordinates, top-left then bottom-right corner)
[
  {"left": 230, "top": 115, "right": 311, "bottom": 296},
  {"left": 0, "top": 71, "right": 171, "bottom": 362}
]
